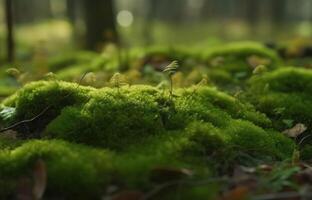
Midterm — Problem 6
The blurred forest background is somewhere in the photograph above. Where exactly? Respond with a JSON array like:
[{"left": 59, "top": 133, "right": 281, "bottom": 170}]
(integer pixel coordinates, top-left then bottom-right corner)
[{"left": 0, "top": 0, "right": 311, "bottom": 63}]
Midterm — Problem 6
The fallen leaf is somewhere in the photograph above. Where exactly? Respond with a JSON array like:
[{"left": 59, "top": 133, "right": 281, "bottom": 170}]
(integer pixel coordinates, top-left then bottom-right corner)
[
  {"left": 1, "top": 130, "right": 18, "bottom": 139},
  {"left": 294, "top": 168, "right": 312, "bottom": 185},
  {"left": 32, "top": 159, "right": 47, "bottom": 200},
  {"left": 257, "top": 164, "right": 273, "bottom": 172},
  {"left": 283, "top": 123, "right": 307, "bottom": 138},
  {"left": 221, "top": 186, "right": 249, "bottom": 200},
  {"left": 231, "top": 166, "right": 258, "bottom": 190}
]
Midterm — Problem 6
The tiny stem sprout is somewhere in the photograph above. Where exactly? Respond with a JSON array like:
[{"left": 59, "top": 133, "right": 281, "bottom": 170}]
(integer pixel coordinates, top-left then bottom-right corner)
[
  {"left": 163, "top": 61, "right": 179, "bottom": 99},
  {"left": 109, "top": 72, "right": 127, "bottom": 93}
]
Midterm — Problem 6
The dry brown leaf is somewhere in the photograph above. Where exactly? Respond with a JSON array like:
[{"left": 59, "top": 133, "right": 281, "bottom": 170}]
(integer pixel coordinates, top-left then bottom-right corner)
[
  {"left": 294, "top": 168, "right": 312, "bottom": 185},
  {"left": 283, "top": 123, "right": 307, "bottom": 138},
  {"left": 221, "top": 186, "right": 249, "bottom": 200},
  {"left": 232, "top": 166, "right": 258, "bottom": 190},
  {"left": 1, "top": 130, "right": 17, "bottom": 139},
  {"left": 257, "top": 164, "right": 273, "bottom": 172},
  {"left": 32, "top": 159, "right": 47, "bottom": 200}
]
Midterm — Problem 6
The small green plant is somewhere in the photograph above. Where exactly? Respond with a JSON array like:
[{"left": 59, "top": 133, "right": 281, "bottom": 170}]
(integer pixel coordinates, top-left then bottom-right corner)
[
  {"left": 109, "top": 72, "right": 127, "bottom": 93},
  {"left": 163, "top": 61, "right": 179, "bottom": 98}
]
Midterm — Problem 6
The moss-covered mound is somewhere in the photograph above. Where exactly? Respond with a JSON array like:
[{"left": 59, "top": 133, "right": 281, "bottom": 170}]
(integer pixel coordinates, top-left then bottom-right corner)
[
  {"left": 0, "top": 139, "right": 114, "bottom": 199},
  {"left": 245, "top": 67, "right": 312, "bottom": 131},
  {"left": 201, "top": 42, "right": 281, "bottom": 89},
  {"left": 1, "top": 81, "right": 280, "bottom": 149},
  {"left": 0, "top": 80, "right": 298, "bottom": 198}
]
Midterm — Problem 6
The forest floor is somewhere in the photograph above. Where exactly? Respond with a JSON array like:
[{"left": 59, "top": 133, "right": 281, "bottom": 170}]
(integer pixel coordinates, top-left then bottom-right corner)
[{"left": 0, "top": 40, "right": 312, "bottom": 199}]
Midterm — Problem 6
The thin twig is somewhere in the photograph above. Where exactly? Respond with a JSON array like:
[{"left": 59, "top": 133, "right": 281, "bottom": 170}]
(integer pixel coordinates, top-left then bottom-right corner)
[{"left": 0, "top": 106, "right": 50, "bottom": 133}]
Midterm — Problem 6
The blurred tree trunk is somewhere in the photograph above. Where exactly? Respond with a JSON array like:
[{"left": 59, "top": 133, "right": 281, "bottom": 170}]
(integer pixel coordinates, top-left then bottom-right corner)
[
  {"left": 142, "top": 0, "right": 157, "bottom": 45},
  {"left": 66, "top": 0, "right": 76, "bottom": 23},
  {"left": 244, "top": 0, "right": 260, "bottom": 36},
  {"left": 272, "top": 0, "right": 286, "bottom": 25},
  {"left": 82, "top": 0, "right": 118, "bottom": 51},
  {"left": 5, "top": 0, "right": 14, "bottom": 62},
  {"left": 156, "top": 0, "right": 186, "bottom": 23},
  {"left": 13, "top": 0, "right": 52, "bottom": 24},
  {"left": 200, "top": 0, "right": 213, "bottom": 19}
]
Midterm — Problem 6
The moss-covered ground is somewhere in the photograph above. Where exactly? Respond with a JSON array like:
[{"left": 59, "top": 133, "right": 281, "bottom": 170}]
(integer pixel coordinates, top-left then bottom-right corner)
[{"left": 0, "top": 41, "right": 312, "bottom": 199}]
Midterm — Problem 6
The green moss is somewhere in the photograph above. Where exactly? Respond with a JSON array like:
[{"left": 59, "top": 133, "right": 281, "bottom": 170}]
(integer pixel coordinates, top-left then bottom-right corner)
[
  {"left": 0, "top": 139, "right": 107, "bottom": 197},
  {"left": 0, "top": 135, "right": 22, "bottom": 150},
  {"left": 1, "top": 81, "right": 274, "bottom": 151},
  {"left": 0, "top": 139, "right": 113, "bottom": 198},
  {"left": 0, "top": 79, "right": 299, "bottom": 198},
  {"left": 201, "top": 42, "right": 281, "bottom": 88},
  {"left": 45, "top": 85, "right": 166, "bottom": 149},
  {"left": 1, "top": 81, "right": 94, "bottom": 134},
  {"left": 182, "top": 120, "right": 294, "bottom": 162},
  {"left": 246, "top": 67, "right": 312, "bottom": 130},
  {"left": 174, "top": 87, "right": 271, "bottom": 128},
  {"left": 181, "top": 122, "right": 228, "bottom": 156},
  {"left": 0, "top": 86, "right": 17, "bottom": 97},
  {"left": 202, "top": 42, "right": 280, "bottom": 66},
  {"left": 1, "top": 81, "right": 293, "bottom": 161},
  {"left": 43, "top": 84, "right": 273, "bottom": 150},
  {"left": 0, "top": 135, "right": 215, "bottom": 199}
]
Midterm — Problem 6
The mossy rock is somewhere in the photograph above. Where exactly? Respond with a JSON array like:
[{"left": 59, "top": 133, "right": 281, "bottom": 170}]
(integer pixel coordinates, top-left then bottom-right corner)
[{"left": 245, "top": 67, "right": 312, "bottom": 131}]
